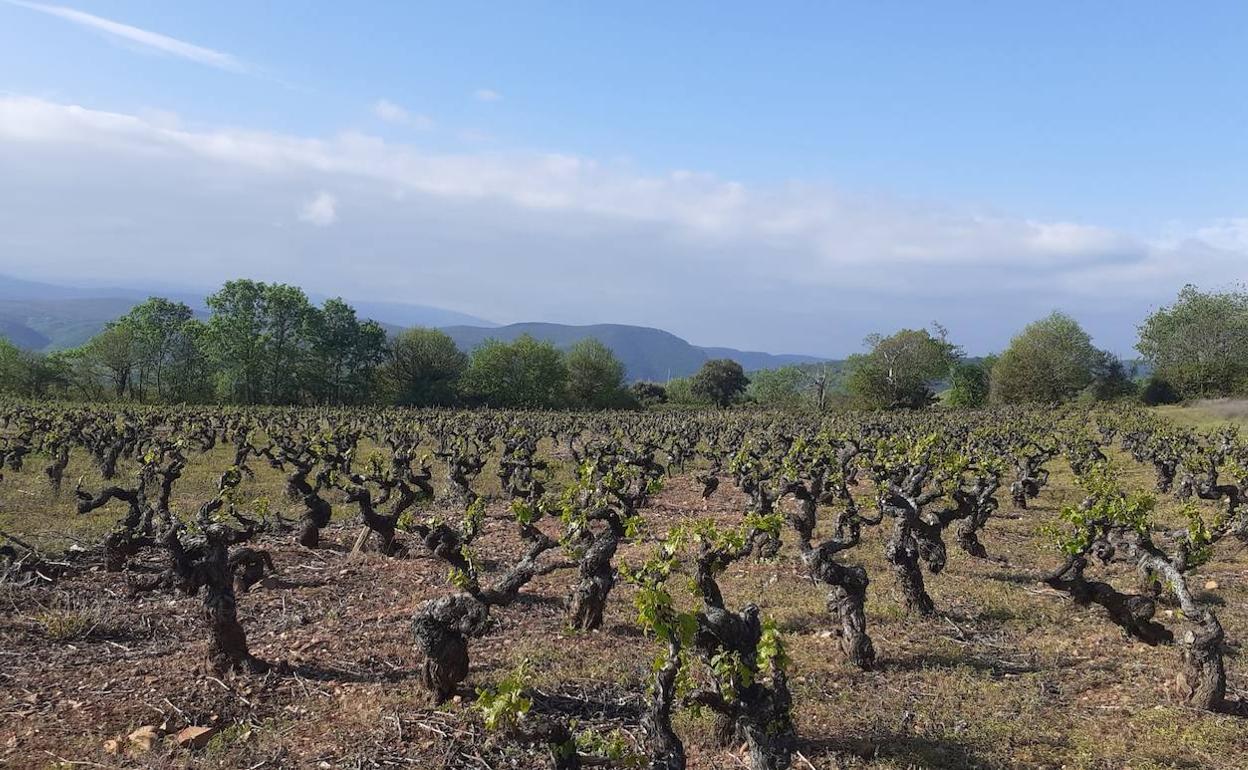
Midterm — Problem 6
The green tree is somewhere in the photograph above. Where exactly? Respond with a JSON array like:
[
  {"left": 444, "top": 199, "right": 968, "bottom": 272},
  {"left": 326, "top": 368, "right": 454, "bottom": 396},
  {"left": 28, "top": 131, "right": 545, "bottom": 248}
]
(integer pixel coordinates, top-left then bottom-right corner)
[
  {"left": 945, "top": 358, "right": 993, "bottom": 408},
  {"left": 748, "top": 365, "right": 807, "bottom": 410},
  {"left": 379, "top": 327, "right": 468, "bottom": 406},
  {"left": 204, "top": 280, "right": 317, "bottom": 404},
  {"left": 628, "top": 381, "right": 667, "bottom": 407},
  {"left": 0, "top": 340, "right": 68, "bottom": 398},
  {"left": 306, "top": 298, "right": 388, "bottom": 404},
  {"left": 0, "top": 338, "right": 26, "bottom": 395},
  {"left": 690, "top": 358, "right": 749, "bottom": 408},
  {"left": 564, "top": 338, "right": 628, "bottom": 409},
  {"left": 1136, "top": 284, "right": 1248, "bottom": 398},
  {"left": 260, "top": 283, "right": 316, "bottom": 404},
  {"left": 81, "top": 320, "right": 140, "bottom": 398},
  {"left": 205, "top": 280, "right": 268, "bottom": 403},
  {"left": 460, "top": 334, "right": 569, "bottom": 408},
  {"left": 163, "top": 319, "right": 215, "bottom": 403},
  {"left": 991, "top": 312, "right": 1104, "bottom": 403},
  {"left": 118, "top": 297, "right": 196, "bottom": 401},
  {"left": 1082, "top": 351, "right": 1138, "bottom": 402},
  {"left": 662, "top": 376, "right": 707, "bottom": 406},
  {"left": 845, "top": 327, "right": 959, "bottom": 409}
]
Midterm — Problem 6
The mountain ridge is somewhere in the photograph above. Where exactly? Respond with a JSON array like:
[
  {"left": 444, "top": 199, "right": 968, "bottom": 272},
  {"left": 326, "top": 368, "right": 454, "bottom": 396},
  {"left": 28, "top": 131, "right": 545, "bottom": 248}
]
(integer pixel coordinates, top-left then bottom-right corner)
[
  {"left": 0, "top": 276, "right": 826, "bottom": 381},
  {"left": 440, "top": 322, "right": 824, "bottom": 381}
]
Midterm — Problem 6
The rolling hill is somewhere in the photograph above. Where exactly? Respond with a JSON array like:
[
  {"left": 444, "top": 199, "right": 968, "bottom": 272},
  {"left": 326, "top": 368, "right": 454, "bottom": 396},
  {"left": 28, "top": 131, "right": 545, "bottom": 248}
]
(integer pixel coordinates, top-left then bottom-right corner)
[
  {"left": 0, "top": 276, "right": 826, "bottom": 380},
  {"left": 441, "top": 322, "right": 824, "bottom": 381}
]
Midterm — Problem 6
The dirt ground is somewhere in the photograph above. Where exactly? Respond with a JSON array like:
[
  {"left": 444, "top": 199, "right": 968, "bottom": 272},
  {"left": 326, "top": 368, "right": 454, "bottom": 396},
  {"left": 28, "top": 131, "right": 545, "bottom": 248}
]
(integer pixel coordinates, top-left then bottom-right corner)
[{"left": 1, "top": 441, "right": 1246, "bottom": 769}]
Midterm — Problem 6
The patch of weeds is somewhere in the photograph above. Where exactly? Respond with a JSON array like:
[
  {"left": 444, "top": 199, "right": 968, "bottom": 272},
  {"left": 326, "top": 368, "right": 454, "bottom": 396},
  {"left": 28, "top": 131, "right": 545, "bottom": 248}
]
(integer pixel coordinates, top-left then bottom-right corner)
[{"left": 32, "top": 594, "right": 103, "bottom": 641}]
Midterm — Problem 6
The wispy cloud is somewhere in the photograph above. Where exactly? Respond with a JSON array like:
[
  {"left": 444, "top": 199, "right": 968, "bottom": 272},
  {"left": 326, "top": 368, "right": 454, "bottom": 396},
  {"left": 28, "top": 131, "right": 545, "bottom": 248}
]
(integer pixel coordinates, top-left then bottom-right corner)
[
  {"left": 372, "top": 99, "right": 434, "bottom": 130},
  {"left": 298, "top": 192, "right": 337, "bottom": 226},
  {"left": 473, "top": 88, "right": 502, "bottom": 102},
  {"left": 4, "top": 0, "right": 246, "bottom": 73}
]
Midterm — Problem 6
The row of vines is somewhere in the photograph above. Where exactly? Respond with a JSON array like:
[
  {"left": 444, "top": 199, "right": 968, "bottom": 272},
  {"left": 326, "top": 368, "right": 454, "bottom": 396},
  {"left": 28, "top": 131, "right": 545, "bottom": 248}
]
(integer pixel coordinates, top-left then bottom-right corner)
[{"left": 1, "top": 402, "right": 1245, "bottom": 768}]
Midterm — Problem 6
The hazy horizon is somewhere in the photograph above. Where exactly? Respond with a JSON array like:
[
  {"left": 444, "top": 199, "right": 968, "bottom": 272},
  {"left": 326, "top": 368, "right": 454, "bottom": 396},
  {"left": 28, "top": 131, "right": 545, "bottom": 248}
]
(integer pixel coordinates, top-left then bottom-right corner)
[{"left": 3, "top": 2, "right": 1247, "bottom": 359}]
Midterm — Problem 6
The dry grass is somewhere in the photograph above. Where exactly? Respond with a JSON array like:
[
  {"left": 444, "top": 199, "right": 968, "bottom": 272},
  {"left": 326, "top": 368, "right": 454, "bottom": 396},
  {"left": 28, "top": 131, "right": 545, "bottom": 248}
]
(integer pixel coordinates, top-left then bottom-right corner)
[
  {"left": 31, "top": 593, "right": 104, "bottom": 642},
  {"left": 1154, "top": 399, "right": 1248, "bottom": 430}
]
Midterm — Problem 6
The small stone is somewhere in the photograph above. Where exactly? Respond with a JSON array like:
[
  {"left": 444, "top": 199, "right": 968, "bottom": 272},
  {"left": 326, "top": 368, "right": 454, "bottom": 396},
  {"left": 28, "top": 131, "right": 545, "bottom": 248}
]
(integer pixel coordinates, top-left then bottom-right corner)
[
  {"left": 1204, "top": 579, "right": 1218, "bottom": 590},
  {"left": 173, "top": 725, "right": 219, "bottom": 749},
  {"left": 127, "top": 725, "right": 160, "bottom": 752}
]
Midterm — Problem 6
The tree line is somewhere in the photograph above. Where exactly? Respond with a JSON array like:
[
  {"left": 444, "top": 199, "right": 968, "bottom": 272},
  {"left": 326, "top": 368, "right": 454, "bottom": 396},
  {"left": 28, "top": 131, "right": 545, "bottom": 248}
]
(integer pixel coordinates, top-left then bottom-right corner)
[
  {"left": 0, "top": 279, "right": 638, "bottom": 409},
  {"left": 657, "top": 284, "right": 1248, "bottom": 411},
  {"left": 1, "top": 281, "right": 1244, "bottom": 410}
]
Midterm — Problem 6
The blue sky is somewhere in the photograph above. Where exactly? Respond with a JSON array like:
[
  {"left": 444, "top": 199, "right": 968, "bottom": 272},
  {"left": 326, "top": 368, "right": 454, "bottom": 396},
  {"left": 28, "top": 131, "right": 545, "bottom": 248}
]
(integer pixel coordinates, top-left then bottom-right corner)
[{"left": 1, "top": 1, "right": 1246, "bottom": 356}]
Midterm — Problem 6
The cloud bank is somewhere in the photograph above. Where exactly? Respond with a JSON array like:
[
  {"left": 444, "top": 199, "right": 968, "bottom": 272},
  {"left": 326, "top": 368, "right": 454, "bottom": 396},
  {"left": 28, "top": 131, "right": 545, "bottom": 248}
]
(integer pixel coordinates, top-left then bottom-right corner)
[{"left": 0, "top": 95, "right": 1243, "bottom": 356}]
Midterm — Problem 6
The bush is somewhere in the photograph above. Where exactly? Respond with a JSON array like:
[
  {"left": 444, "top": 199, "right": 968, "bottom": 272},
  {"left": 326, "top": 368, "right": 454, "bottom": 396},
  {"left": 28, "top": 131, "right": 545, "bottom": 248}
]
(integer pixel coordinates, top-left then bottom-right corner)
[{"left": 1140, "top": 377, "right": 1181, "bottom": 406}]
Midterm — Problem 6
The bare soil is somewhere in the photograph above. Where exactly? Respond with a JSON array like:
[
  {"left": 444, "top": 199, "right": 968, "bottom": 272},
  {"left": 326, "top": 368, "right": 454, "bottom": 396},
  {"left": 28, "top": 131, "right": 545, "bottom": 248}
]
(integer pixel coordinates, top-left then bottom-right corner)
[{"left": 1, "top": 455, "right": 1246, "bottom": 769}]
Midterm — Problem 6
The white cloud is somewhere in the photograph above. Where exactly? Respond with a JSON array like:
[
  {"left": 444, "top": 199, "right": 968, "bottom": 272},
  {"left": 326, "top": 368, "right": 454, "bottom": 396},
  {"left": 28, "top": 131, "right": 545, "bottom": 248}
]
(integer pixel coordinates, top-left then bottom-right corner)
[
  {"left": 298, "top": 192, "right": 337, "bottom": 226},
  {"left": 4, "top": 0, "right": 246, "bottom": 73},
  {"left": 473, "top": 88, "right": 502, "bottom": 102},
  {"left": 372, "top": 99, "right": 434, "bottom": 130},
  {"left": 0, "top": 94, "right": 1244, "bottom": 355}
]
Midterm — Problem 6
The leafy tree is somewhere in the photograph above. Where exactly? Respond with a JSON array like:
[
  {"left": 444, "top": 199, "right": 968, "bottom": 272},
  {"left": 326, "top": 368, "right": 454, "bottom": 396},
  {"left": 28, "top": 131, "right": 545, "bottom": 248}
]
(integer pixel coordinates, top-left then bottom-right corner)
[
  {"left": 1081, "top": 350, "right": 1137, "bottom": 402},
  {"left": 748, "top": 365, "right": 807, "bottom": 410},
  {"left": 661, "top": 377, "right": 707, "bottom": 406},
  {"left": 564, "top": 338, "right": 628, "bottom": 409},
  {"left": 0, "top": 341, "right": 69, "bottom": 398},
  {"left": 118, "top": 297, "right": 196, "bottom": 401},
  {"left": 690, "top": 358, "right": 748, "bottom": 408},
  {"left": 0, "top": 338, "right": 27, "bottom": 395},
  {"left": 945, "top": 358, "right": 993, "bottom": 408},
  {"left": 1137, "top": 284, "right": 1248, "bottom": 398},
  {"left": 379, "top": 327, "right": 468, "bottom": 406},
  {"left": 204, "top": 280, "right": 318, "bottom": 404},
  {"left": 1140, "top": 376, "right": 1180, "bottom": 406},
  {"left": 259, "top": 283, "right": 317, "bottom": 405},
  {"left": 460, "top": 334, "right": 569, "bottom": 409},
  {"left": 205, "top": 280, "right": 269, "bottom": 404},
  {"left": 81, "top": 320, "right": 140, "bottom": 398},
  {"left": 845, "top": 326, "right": 959, "bottom": 409},
  {"left": 991, "top": 312, "right": 1103, "bottom": 403},
  {"left": 162, "top": 319, "right": 215, "bottom": 403},
  {"left": 628, "top": 381, "right": 667, "bottom": 407},
  {"left": 306, "top": 298, "right": 387, "bottom": 404}
]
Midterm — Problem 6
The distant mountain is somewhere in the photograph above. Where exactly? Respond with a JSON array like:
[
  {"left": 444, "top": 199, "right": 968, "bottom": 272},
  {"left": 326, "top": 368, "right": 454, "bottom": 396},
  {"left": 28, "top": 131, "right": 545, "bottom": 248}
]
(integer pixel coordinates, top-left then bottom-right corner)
[
  {"left": 0, "top": 297, "right": 168, "bottom": 351},
  {"left": 0, "top": 276, "right": 826, "bottom": 379},
  {"left": 334, "top": 298, "right": 493, "bottom": 330},
  {"left": 441, "top": 322, "right": 824, "bottom": 381},
  {"left": 0, "top": 275, "right": 492, "bottom": 353}
]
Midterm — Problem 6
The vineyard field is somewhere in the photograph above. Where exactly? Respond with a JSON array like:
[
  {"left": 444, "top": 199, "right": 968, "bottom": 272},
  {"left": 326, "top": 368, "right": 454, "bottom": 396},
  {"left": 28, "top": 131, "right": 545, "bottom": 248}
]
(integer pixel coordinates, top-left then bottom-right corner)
[{"left": 0, "top": 404, "right": 1245, "bottom": 769}]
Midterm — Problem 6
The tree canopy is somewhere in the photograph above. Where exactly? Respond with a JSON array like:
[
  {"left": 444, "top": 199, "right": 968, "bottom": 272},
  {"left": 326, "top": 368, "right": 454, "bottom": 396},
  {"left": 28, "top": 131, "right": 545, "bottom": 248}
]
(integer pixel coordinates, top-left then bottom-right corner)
[
  {"left": 459, "top": 334, "right": 569, "bottom": 409},
  {"left": 845, "top": 327, "right": 959, "bottom": 409},
  {"left": 379, "top": 327, "right": 468, "bottom": 407},
  {"left": 690, "top": 359, "right": 749, "bottom": 407},
  {"left": 944, "top": 358, "right": 993, "bottom": 408},
  {"left": 991, "top": 312, "right": 1108, "bottom": 403},
  {"left": 748, "top": 365, "right": 808, "bottom": 410},
  {"left": 1137, "top": 284, "right": 1248, "bottom": 399},
  {"left": 564, "top": 338, "right": 629, "bottom": 409}
]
